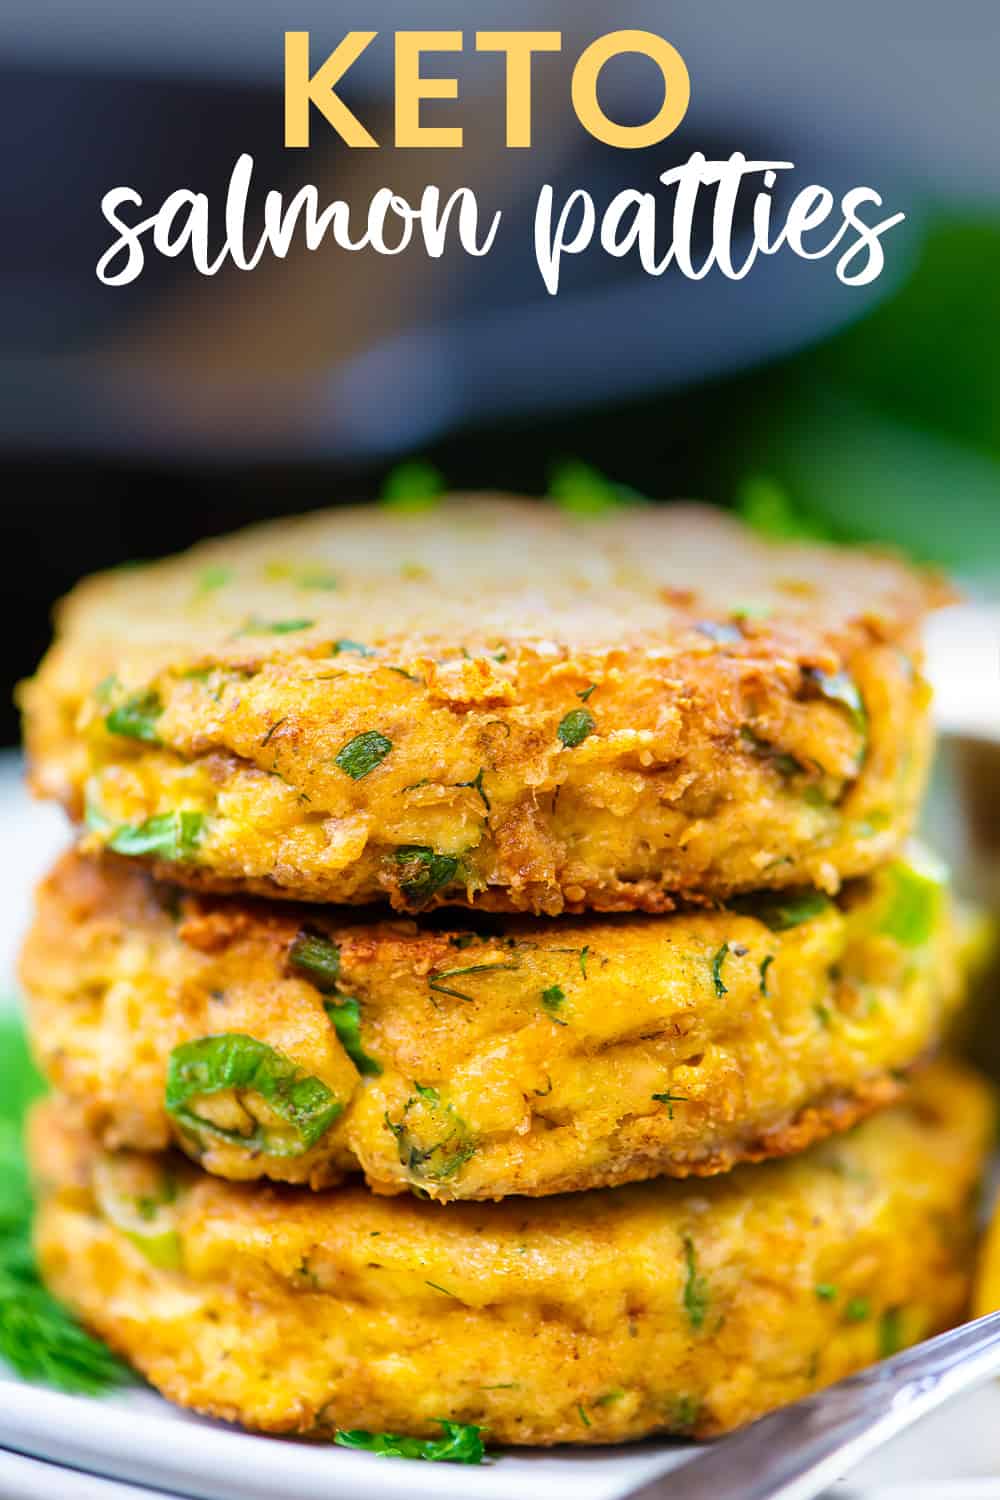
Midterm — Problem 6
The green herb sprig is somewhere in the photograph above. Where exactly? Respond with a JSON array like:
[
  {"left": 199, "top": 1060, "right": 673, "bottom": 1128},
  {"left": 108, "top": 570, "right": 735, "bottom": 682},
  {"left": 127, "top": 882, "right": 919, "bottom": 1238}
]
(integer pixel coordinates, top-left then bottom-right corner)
[
  {"left": 335, "top": 1419, "right": 484, "bottom": 1463},
  {"left": 0, "top": 1014, "right": 131, "bottom": 1393}
]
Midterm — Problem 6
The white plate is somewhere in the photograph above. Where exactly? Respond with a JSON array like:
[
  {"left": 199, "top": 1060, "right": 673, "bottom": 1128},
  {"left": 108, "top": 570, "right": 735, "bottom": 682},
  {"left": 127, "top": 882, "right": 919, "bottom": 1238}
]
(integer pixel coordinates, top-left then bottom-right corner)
[{"left": 2, "top": 597, "right": 1000, "bottom": 1500}]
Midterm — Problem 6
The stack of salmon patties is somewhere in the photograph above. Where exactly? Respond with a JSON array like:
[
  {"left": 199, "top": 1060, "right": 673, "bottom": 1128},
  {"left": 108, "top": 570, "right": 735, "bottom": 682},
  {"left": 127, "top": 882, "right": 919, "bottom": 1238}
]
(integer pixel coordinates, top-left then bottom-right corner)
[{"left": 18, "top": 498, "right": 993, "bottom": 1447}]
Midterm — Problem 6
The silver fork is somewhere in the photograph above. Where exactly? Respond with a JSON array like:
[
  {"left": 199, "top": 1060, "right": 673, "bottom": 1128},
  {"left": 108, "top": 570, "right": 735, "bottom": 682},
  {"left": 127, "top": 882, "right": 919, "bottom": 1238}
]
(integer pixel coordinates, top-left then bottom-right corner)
[{"left": 624, "top": 1309, "right": 1000, "bottom": 1500}]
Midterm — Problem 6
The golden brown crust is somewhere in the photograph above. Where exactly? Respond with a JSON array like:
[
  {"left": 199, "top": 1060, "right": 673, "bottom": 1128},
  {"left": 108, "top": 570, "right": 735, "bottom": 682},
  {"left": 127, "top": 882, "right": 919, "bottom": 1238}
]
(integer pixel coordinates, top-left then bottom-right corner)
[
  {"left": 21, "top": 498, "right": 943, "bottom": 913},
  {"left": 20, "top": 847, "right": 960, "bottom": 1199},
  {"left": 30, "top": 1061, "right": 992, "bottom": 1444}
]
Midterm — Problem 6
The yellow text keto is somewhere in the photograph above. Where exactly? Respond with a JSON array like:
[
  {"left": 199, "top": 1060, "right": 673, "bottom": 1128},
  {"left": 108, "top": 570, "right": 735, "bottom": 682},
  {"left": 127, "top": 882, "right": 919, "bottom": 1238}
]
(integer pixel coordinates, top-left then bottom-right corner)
[{"left": 283, "top": 29, "right": 691, "bottom": 150}]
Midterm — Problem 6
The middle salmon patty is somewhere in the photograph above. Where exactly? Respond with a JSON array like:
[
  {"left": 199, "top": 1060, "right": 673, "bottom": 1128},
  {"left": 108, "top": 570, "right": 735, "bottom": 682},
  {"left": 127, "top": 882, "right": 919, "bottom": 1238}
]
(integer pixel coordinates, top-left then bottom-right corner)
[{"left": 19, "top": 847, "right": 958, "bottom": 1201}]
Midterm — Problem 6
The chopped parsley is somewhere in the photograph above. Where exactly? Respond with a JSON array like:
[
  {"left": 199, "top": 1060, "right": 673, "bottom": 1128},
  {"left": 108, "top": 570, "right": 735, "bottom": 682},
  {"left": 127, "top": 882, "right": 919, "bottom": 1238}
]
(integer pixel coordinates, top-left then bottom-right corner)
[
  {"left": 289, "top": 932, "right": 341, "bottom": 992},
  {"left": 379, "top": 459, "right": 446, "bottom": 510},
  {"left": 106, "top": 811, "right": 205, "bottom": 863},
  {"left": 577, "top": 1404, "right": 592, "bottom": 1428},
  {"left": 238, "top": 616, "right": 315, "bottom": 635},
  {"left": 104, "top": 688, "right": 163, "bottom": 744},
  {"left": 165, "top": 1034, "right": 343, "bottom": 1156},
  {"left": 324, "top": 999, "right": 382, "bottom": 1077},
  {"left": 335, "top": 731, "right": 392, "bottom": 779},
  {"left": 334, "top": 1420, "right": 484, "bottom": 1464},
  {"left": 548, "top": 458, "right": 645, "bottom": 514},
  {"left": 577, "top": 683, "right": 597, "bottom": 702},
  {"left": 541, "top": 984, "right": 567, "bottom": 1024},
  {"left": 428, "top": 963, "right": 519, "bottom": 1002},
  {"left": 759, "top": 955, "right": 775, "bottom": 995},
  {"left": 814, "top": 1283, "right": 838, "bottom": 1302},
  {"left": 557, "top": 707, "right": 595, "bottom": 748},
  {"left": 710, "top": 944, "right": 730, "bottom": 998},
  {"left": 814, "top": 1003, "right": 832, "bottom": 1028},
  {"left": 652, "top": 1089, "right": 688, "bottom": 1121},
  {"left": 332, "top": 639, "right": 376, "bottom": 657},
  {"left": 844, "top": 1296, "right": 871, "bottom": 1323},
  {"left": 682, "top": 1235, "right": 709, "bottom": 1330},
  {"left": 395, "top": 846, "right": 459, "bottom": 904}
]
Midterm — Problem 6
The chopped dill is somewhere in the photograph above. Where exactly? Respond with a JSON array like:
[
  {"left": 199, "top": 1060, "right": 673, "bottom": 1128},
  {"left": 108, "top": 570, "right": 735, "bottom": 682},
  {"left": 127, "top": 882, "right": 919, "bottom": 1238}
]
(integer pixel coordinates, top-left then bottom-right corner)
[{"left": 428, "top": 963, "right": 519, "bottom": 1002}]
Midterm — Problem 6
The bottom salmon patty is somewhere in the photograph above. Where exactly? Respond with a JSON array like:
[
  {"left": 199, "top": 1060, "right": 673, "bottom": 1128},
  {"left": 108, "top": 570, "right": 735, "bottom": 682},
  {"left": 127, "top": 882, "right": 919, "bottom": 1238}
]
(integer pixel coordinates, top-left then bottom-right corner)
[{"left": 30, "top": 1060, "right": 991, "bottom": 1444}]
